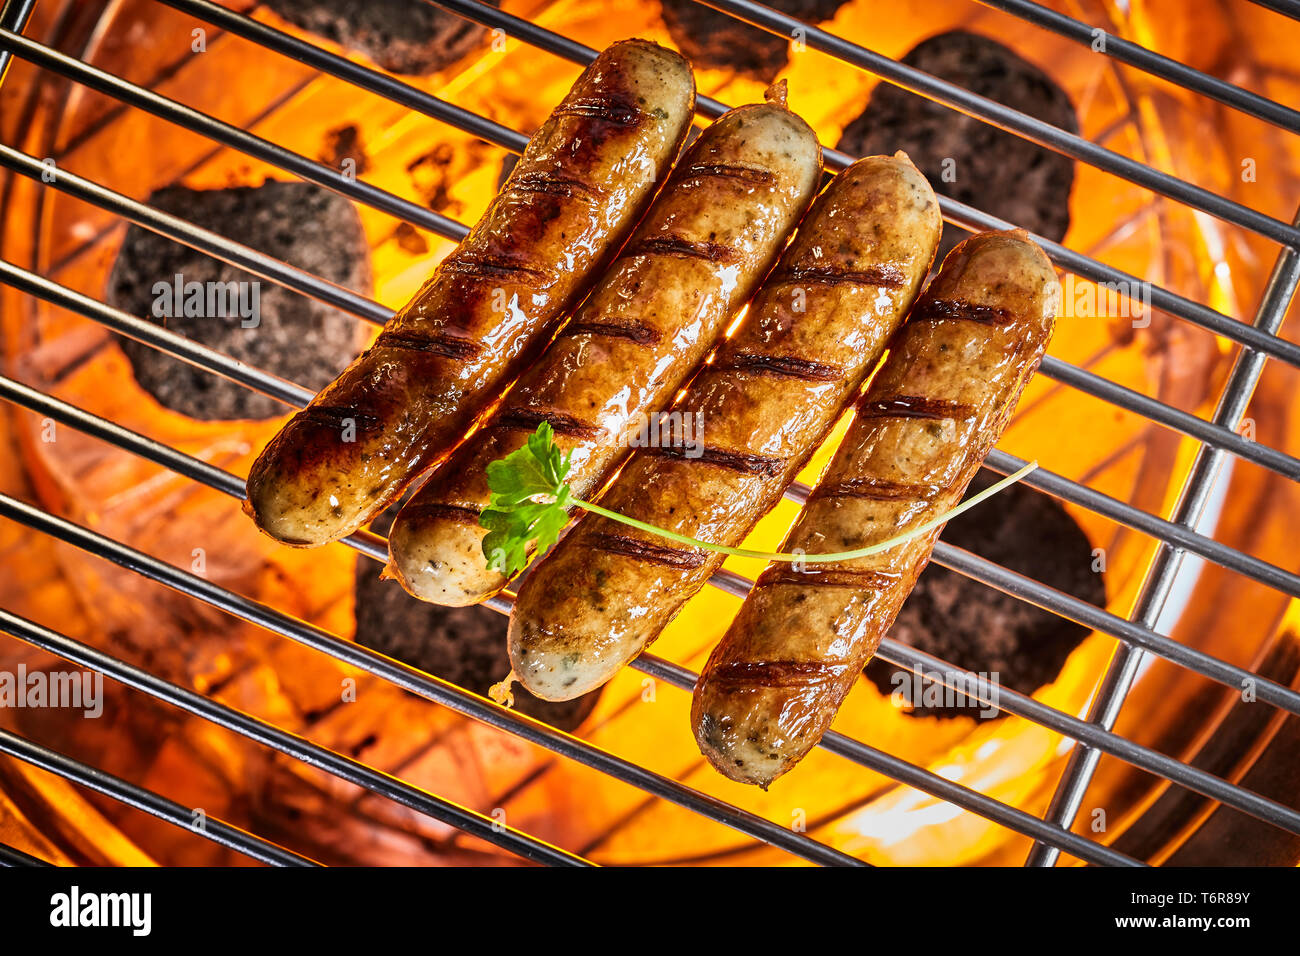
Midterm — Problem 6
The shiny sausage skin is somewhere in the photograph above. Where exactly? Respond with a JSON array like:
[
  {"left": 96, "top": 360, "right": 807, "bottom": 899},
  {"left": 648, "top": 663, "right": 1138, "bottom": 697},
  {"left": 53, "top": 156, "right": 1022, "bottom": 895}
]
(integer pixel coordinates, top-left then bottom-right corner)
[
  {"left": 693, "top": 230, "right": 1058, "bottom": 787},
  {"left": 508, "top": 154, "right": 943, "bottom": 700},
  {"left": 245, "top": 40, "right": 695, "bottom": 546},
  {"left": 386, "top": 100, "right": 823, "bottom": 606}
]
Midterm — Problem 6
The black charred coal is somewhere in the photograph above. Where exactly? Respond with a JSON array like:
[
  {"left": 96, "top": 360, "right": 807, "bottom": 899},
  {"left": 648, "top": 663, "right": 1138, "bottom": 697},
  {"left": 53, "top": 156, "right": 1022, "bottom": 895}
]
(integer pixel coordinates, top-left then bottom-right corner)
[
  {"left": 660, "top": 0, "right": 851, "bottom": 81},
  {"left": 106, "top": 181, "right": 369, "bottom": 422},
  {"left": 864, "top": 469, "right": 1104, "bottom": 721},
  {"left": 263, "top": 0, "right": 499, "bottom": 76},
  {"left": 837, "top": 31, "right": 1078, "bottom": 265},
  {"left": 353, "top": 506, "right": 601, "bottom": 732}
]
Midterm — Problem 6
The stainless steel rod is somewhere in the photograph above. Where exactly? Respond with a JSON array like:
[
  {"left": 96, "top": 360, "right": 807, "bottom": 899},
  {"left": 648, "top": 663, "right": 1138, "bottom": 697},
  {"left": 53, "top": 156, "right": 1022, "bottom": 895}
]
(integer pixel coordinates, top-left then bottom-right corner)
[
  {"left": 0, "top": 608, "right": 592, "bottom": 866},
  {"left": 425, "top": 0, "right": 1300, "bottom": 368},
  {"left": 7, "top": 256, "right": 1296, "bottom": 503},
  {"left": 0, "top": 840, "right": 52, "bottom": 867},
  {"left": 0, "top": 478, "right": 1282, "bottom": 863},
  {"left": 0, "top": 259, "right": 313, "bottom": 408},
  {"left": 0, "top": 728, "right": 319, "bottom": 865},
  {"left": 974, "top": 0, "right": 1300, "bottom": 132},
  {"left": 158, "top": 0, "right": 531, "bottom": 153},
  {"left": 10, "top": 13, "right": 1300, "bottom": 370},
  {"left": 0, "top": 27, "right": 470, "bottom": 242},
  {"left": 0, "top": 144, "right": 392, "bottom": 325},
  {"left": 0, "top": 496, "right": 861, "bottom": 866},
  {"left": 0, "top": 0, "right": 34, "bottom": 86},
  {"left": 1026, "top": 206, "right": 1300, "bottom": 865},
  {"left": 692, "top": 0, "right": 1300, "bottom": 248}
]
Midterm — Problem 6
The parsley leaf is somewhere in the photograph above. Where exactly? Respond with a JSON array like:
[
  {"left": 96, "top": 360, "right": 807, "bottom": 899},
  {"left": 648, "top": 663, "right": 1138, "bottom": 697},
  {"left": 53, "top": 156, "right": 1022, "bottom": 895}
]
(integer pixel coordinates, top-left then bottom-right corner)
[
  {"left": 480, "top": 421, "right": 574, "bottom": 576},
  {"left": 479, "top": 422, "right": 1039, "bottom": 578}
]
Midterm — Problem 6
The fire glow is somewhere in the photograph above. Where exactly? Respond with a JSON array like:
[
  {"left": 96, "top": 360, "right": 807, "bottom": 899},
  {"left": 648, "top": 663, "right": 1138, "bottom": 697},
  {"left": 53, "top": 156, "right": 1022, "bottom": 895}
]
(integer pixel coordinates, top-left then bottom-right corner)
[{"left": 1, "top": 0, "right": 1299, "bottom": 867}]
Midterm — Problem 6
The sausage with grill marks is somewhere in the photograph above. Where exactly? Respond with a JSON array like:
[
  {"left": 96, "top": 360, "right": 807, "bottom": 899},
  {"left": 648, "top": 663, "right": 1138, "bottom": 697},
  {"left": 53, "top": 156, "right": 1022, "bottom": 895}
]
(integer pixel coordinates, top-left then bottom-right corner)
[
  {"left": 245, "top": 40, "right": 695, "bottom": 546},
  {"left": 692, "top": 230, "right": 1059, "bottom": 787},
  {"left": 386, "top": 94, "right": 823, "bottom": 606},
  {"left": 507, "top": 153, "right": 943, "bottom": 700}
]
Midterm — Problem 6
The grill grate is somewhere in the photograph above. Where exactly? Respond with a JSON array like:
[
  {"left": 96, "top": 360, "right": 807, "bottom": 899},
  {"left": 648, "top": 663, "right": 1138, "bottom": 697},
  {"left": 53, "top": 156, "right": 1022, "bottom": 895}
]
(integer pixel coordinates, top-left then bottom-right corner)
[{"left": 0, "top": 0, "right": 1297, "bottom": 867}]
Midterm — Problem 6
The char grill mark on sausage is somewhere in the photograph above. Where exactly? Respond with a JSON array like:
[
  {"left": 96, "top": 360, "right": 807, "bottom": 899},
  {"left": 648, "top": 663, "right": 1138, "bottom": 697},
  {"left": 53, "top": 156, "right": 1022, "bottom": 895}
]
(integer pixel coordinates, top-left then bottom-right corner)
[
  {"left": 558, "top": 317, "right": 662, "bottom": 346},
  {"left": 648, "top": 443, "right": 787, "bottom": 476},
  {"left": 759, "top": 565, "right": 902, "bottom": 590},
  {"left": 298, "top": 405, "right": 383, "bottom": 431},
  {"left": 395, "top": 502, "right": 483, "bottom": 525},
  {"left": 374, "top": 329, "right": 485, "bottom": 361},
  {"left": 911, "top": 297, "right": 1016, "bottom": 325},
  {"left": 588, "top": 532, "right": 708, "bottom": 569},
  {"left": 857, "top": 394, "right": 977, "bottom": 420},
  {"left": 776, "top": 263, "right": 909, "bottom": 288},
  {"left": 680, "top": 162, "right": 777, "bottom": 185},
  {"left": 552, "top": 97, "right": 645, "bottom": 127},
  {"left": 717, "top": 351, "right": 844, "bottom": 382},
  {"left": 811, "top": 476, "right": 945, "bottom": 502},
  {"left": 508, "top": 172, "right": 602, "bottom": 201},
  {"left": 709, "top": 660, "right": 849, "bottom": 690},
  {"left": 625, "top": 235, "right": 736, "bottom": 262},
  {"left": 493, "top": 407, "right": 604, "bottom": 440},
  {"left": 437, "top": 252, "right": 550, "bottom": 282}
]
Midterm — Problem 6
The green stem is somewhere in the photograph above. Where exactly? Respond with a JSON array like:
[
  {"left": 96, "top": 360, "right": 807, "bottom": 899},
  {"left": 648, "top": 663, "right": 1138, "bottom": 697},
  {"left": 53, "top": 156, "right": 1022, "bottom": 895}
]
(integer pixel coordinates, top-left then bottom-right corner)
[{"left": 572, "top": 460, "right": 1038, "bottom": 564}]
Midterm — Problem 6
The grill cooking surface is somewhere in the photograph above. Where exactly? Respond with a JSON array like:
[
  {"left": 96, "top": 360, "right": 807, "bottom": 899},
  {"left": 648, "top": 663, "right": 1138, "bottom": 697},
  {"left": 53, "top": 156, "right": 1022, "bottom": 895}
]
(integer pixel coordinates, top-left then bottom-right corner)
[{"left": 1, "top": 0, "right": 1299, "bottom": 867}]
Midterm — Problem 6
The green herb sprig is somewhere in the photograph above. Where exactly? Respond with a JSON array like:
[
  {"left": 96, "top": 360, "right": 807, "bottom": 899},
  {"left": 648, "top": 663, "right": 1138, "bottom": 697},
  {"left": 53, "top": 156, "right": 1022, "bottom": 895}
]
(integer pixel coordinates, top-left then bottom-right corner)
[{"left": 480, "top": 422, "right": 1038, "bottom": 577}]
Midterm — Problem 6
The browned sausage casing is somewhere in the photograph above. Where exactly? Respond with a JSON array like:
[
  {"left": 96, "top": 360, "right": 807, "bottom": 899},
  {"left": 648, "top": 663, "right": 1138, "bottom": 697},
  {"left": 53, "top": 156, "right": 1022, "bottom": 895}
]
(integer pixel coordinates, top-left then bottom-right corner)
[
  {"left": 692, "top": 230, "right": 1059, "bottom": 787},
  {"left": 508, "top": 153, "right": 942, "bottom": 701},
  {"left": 245, "top": 40, "right": 695, "bottom": 546},
  {"left": 386, "top": 98, "right": 823, "bottom": 606}
]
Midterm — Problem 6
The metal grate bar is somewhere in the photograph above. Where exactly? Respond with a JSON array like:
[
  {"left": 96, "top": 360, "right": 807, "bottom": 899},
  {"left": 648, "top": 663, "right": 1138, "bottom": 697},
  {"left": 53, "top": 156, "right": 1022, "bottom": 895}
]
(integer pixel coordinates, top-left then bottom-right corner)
[
  {"left": 0, "top": 259, "right": 312, "bottom": 408},
  {"left": 0, "top": 839, "right": 52, "bottom": 867},
  {"left": 694, "top": 0, "right": 1300, "bottom": 248},
  {"left": 981, "top": 448, "right": 1300, "bottom": 597},
  {"left": 0, "top": 146, "right": 390, "bottom": 325},
  {"left": 0, "top": 375, "right": 1289, "bottom": 862},
  {"left": 0, "top": 495, "right": 1132, "bottom": 867},
  {"left": 627, "top": 652, "right": 1142, "bottom": 864},
  {"left": 8, "top": 370, "right": 1298, "bottom": 862},
  {"left": 0, "top": 27, "right": 470, "bottom": 243},
  {"left": 12, "top": 11, "right": 1300, "bottom": 375},
  {"left": 0, "top": 497, "right": 862, "bottom": 866},
  {"left": 1246, "top": 0, "right": 1300, "bottom": 21},
  {"left": 0, "top": 380, "right": 1127, "bottom": 865},
  {"left": 7, "top": 367, "right": 1297, "bottom": 762},
  {"left": 0, "top": 607, "right": 591, "bottom": 866},
  {"left": 11, "top": 144, "right": 1300, "bottom": 484},
  {"left": 424, "top": 0, "right": 1300, "bottom": 367},
  {"left": 1035, "top": 353, "right": 1300, "bottom": 479},
  {"left": 975, "top": 0, "right": 1300, "bottom": 132},
  {"left": 0, "top": 727, "right": 319, "bottom": 865},
  {"left": 7, "top": 259, "right": 1300, "bottom": 683},
  {"left": 160, "top": 0, "right": 530, "bottom": 154},
  {"left": 1026, "top": 205, "right": 1300, "bottom": 865},
  {"left": 0, "top": 0, "right": 33, "bottom": 84}
]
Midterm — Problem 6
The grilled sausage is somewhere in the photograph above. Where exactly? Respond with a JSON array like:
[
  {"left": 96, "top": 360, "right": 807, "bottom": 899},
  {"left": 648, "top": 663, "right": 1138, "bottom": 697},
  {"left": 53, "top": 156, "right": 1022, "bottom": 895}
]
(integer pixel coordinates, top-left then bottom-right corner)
[
  {"left": 693, "top": 230, "right": 1058, "bottom": 787},
  {"left": 245, "top": 40, "right": 695, "bottom": 546},
  {"left": 387, "top": 95, "right": 823, "bottom": 606},
  {"left": 508, "top": 153, "right": 943, "bottom": 700}
]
